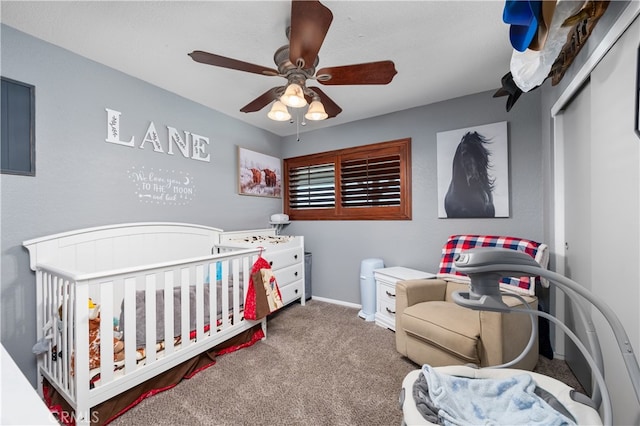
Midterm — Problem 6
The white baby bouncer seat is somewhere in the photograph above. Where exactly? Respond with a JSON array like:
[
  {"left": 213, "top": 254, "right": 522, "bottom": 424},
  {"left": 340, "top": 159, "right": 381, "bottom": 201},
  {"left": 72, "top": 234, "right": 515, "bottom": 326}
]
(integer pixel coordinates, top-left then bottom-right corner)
[
  {"left": 399, "top": 247, "right": 640, "bottom": 426},
  {"left": 400, "top": 366, "right": 602, "bottom": 425}
]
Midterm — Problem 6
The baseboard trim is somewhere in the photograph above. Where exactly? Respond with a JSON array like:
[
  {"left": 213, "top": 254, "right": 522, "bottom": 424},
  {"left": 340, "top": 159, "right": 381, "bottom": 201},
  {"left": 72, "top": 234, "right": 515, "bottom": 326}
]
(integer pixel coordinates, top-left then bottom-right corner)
[
  {"left": 552, "top": 352, "right": 566, "bottom": 361},
  {"left": 311, "top": 296, "right": 361, "bottom": 309}
]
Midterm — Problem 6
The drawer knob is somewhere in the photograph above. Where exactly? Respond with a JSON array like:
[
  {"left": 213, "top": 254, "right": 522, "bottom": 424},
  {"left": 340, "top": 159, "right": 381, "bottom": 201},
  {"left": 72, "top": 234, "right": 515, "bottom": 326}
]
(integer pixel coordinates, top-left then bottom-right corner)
[
  {"left": 294, "top": 272, "right": 298, "bottom": 276},
  {"left": 385, "top": 307, "right": 396, "bottom": 315},
  {"left": 295, "top": 289, "right": 298, "bottom": 294},
  {"left": 294, "top": 254, "right": 298, "bottom": 259},
  {"left": 269, "top": 261, "right": 273, "bottom": 266},
  {"left": 385, "top": 291, "right": 395, "bottom": 298}
]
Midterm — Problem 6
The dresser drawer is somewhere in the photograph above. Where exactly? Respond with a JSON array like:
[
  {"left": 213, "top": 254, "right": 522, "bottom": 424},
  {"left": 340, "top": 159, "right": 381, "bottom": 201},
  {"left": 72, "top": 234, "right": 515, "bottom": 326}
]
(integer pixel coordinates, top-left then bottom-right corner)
[
  {"left": 279, "top": 280, "right": 303, "bottom": 305},
  {"left": 378, "top": 297, "right": 396, "bottom": 320},
  {"left": 377, "top": 280, "right": 396, "bottom": 301},
  {"left": 375, "top": 280, "right": 397, "bottom": 331},
  {"left": 264, "top": 247, "right": 302, "bottom": 271},
  {"left": 375, "top": 296, "right": 396, "bottom": 331},
  {"left": 274, "top": 263, "right": 303, "bottom": 287}
]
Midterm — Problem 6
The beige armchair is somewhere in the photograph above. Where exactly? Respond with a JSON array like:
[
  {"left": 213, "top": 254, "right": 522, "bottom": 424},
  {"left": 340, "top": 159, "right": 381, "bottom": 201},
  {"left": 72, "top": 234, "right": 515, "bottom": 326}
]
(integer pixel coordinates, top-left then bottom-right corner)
[
  {"left": 394, "top": 234, "right": 549, "bottom": 371},
  {"left": 395, "top": 278, "right": 538, "bottom": 370}
]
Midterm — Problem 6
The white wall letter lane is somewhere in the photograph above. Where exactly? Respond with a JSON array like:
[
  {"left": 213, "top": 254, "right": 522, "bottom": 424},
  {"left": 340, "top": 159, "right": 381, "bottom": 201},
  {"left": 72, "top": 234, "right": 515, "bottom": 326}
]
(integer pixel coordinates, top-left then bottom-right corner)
[
  {"left": 105, "top": 108, "right": 135, "bottom": 147},
  {"left": 167, "top": 126, "right": 190, "bottom": 158},
  {"left": 139, "top": 122, "right": 164, "bottom": 153},
  {"left": 105, "top": 108, "right": 211, "bottom": 163},
  {"left": 190, "top": 133, "right": 210, "bottom": 162}
]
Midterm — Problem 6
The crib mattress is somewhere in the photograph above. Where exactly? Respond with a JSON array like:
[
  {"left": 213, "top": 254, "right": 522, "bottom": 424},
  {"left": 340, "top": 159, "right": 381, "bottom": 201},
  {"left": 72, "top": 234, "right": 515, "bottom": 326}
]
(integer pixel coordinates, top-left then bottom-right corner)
[{"left": 90, "top": 313, "right": 239, "bottom": 388}]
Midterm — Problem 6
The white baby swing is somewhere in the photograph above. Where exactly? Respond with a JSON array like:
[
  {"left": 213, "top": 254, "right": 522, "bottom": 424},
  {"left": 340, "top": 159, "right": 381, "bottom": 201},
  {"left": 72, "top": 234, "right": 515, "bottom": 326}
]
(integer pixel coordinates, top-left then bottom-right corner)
[{"left": 400, "top": 248, "right": 640, "bottom": 426}]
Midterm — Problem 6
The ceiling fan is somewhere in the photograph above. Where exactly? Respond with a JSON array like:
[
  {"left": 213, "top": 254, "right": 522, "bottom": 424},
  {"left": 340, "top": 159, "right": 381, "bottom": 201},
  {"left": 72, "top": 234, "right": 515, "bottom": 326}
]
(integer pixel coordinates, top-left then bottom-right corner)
[{"left": 188, "top": 0, "right": 397, "bottom": 122}]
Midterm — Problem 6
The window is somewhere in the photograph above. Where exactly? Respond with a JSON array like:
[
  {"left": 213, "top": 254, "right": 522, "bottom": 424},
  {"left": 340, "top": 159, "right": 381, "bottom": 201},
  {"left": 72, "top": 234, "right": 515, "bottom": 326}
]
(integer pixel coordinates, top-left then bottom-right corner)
[
  {"left": 1, "top": 77, "right": 35, "bottom": 176},
  {"left": 284, "top": 138, "right": 412, "bottom": 220}
]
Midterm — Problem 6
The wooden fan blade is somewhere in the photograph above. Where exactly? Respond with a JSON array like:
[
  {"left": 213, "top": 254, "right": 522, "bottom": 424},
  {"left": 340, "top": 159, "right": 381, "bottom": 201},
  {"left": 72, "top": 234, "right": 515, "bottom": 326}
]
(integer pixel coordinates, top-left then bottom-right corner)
[
  {"left": 289, "top": 0, "right": 333, "bottom": 69},
  {"left": 307, "top": 86, "right": 342, "bottom": 118},
  {"left": 240, "top": 87, "right": 284, "bottom": 113},
  {"left": 316, "top": 61, "right": 397, "bottom": 85},
  {"left": 189, "top": 51, "right": 279, "bottom": 76}
]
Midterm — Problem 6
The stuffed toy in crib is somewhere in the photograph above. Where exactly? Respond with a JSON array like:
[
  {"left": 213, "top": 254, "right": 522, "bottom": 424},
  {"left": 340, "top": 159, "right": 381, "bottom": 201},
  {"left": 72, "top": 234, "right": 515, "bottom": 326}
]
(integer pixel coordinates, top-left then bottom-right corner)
[
  {"left": 70, "top": 300, "right": 125, "bottom": 374},
  {"left": 88, "top": 312, "right": 125, "bottom": 370}
]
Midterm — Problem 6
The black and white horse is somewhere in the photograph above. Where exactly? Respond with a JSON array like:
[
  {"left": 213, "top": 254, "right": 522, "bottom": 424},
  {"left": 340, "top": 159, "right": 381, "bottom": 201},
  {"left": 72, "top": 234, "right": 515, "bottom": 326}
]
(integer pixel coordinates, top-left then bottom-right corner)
[{"left": 444, "top": 131, "right": 496, "bottom": 218}]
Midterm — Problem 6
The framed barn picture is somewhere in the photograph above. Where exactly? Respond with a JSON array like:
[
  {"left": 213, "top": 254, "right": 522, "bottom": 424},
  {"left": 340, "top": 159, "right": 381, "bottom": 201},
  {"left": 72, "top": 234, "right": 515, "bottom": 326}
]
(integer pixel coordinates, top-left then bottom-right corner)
[
  {"left": 436, "top": 121, "right": 509, "bottom": 218},
  {"left": 238, "top": 147, "right": 282, "bottom": 198}
]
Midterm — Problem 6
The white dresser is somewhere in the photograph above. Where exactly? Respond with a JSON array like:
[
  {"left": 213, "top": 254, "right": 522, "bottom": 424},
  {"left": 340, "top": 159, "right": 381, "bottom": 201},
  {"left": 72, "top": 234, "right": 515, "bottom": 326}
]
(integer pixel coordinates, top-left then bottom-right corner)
[
  {"left": 261, "top": 245, "right": 305, "bottom": 305},
  {"left": 218, "top": 229, "right": 305, "bottom": 306},
  {"left": 373, "top": 267, "right": 435, "bottom": 331}
]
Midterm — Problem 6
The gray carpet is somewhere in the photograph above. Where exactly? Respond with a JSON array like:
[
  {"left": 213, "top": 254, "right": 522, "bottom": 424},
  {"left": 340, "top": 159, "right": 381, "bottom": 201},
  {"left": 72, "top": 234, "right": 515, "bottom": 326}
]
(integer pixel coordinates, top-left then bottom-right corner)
[{"left": 110, "top": 300, "right": 582, "bottom": 426}]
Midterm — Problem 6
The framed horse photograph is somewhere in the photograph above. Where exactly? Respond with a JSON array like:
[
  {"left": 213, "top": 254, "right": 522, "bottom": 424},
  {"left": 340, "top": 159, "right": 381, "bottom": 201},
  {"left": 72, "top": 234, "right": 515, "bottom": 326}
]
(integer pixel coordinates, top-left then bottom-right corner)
[{"left": 436, "top": 121, "right": 509, "bottom": 218}]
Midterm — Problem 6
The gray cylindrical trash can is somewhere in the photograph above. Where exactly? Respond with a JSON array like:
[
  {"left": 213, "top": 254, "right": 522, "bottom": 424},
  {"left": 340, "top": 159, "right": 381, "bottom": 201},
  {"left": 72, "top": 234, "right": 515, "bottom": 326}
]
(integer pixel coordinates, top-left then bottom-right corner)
[
  {"left": 304, "top": 252, "right": 312, "bottom": 300},
  {"left": 359, "top": 258, "right": 384, "bottom": 321}
]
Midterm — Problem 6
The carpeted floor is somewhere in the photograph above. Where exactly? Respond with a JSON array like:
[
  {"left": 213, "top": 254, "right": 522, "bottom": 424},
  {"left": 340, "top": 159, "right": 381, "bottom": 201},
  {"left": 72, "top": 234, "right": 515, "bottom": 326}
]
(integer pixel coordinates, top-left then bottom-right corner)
[{"left": 110, "top": 300, "right": 582, "bottom": 426}]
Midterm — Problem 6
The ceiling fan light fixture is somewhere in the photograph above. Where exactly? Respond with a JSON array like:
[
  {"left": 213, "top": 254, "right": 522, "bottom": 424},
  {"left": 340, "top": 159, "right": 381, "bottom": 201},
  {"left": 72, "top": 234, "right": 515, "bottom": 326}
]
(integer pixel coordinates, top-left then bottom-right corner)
[
  {"left": 267, "top": 101, "right": 291, "bottom": 121},
  {"left": 305, "top": 99, "right": 328, "bottom": 121},
  {"left": 280, "top": 83, "right": 307, "bottom": 108}
]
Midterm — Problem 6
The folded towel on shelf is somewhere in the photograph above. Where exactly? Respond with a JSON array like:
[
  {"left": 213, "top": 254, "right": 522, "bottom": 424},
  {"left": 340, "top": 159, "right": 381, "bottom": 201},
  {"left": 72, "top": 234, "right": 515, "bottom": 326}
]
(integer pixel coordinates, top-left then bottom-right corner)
[{"left": 420, "top": 364, "right": 576, "bottom": 426}]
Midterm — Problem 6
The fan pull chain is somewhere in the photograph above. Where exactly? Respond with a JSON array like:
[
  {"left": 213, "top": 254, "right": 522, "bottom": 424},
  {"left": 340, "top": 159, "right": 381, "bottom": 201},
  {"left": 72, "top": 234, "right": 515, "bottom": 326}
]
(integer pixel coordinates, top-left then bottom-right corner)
[{"left": 296, "top": 109, "right": 303, "bottom": 142}]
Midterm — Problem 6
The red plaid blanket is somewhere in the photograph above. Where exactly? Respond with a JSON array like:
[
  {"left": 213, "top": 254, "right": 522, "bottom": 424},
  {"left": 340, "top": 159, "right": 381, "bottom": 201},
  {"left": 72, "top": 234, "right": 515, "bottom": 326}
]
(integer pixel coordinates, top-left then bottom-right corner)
[{"left": 437, "top": 235, "right": 549, "bottom": 295}]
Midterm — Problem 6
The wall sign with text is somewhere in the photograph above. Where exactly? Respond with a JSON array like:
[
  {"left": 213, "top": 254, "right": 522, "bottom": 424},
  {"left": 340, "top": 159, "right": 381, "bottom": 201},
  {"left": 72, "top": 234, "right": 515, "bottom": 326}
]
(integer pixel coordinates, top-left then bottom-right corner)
[{"left": 128, "top": 166, "right": 195, "bottom": 205}]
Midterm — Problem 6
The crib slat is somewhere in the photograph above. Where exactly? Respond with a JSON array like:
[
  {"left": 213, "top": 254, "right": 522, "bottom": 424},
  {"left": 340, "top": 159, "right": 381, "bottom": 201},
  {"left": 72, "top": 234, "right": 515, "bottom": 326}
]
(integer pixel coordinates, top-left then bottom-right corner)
[
  {"left": 42, "top": 272, "right": 51, "bottom": 378},
  {"left": 74, "top": 283, "right": 90, "bottom": 418},
  {"left": 210, "top": 262, "right": 218, "bottom": 335},
  {"left": 180, "top": 267, "right": 190, "bottom": 348},
  {"left": 65, "top": 277, "right": 73, "bottom": 390},
  {"left": 195, "top": 264, "right": 204, "bottom": 341},
  {"left": 60, "top": 278, "right": 69, "bottom": 392},
  {"left": 53, "top": 276, "right": 62, "bottom": 383},
  {"left": 99, "top": 280, "right": 114, "bottom": 385},
  {"left": 232, "top": 258, "right": 240, "bottom": 325},
  {"left": 221, "top": 260, "right": 230, "bottom": 329},
  {"left": 35, "top": 270, "right": 44, "bottom": 397},
  {"left": 239, "top": 256, "right": 249, "bottom": 324},
  {"left": 145, "top": 274, "right": 157, "bottom": 364},
  {"left": 123, "top": 277, "right": 137, "bottom": 373},
  {"left": 163, "top": 270, "right": 174, "bottom": 355},
  {"left": 68, "top": 281, "right": 76, "bottom": 399}
]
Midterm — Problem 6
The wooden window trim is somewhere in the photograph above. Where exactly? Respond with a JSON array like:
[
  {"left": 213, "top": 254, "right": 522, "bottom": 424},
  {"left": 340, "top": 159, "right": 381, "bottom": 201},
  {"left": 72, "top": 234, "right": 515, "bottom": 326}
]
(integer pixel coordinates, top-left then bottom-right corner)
[{"left": 284, "top": 138, "right": 412, "bottom": 220}]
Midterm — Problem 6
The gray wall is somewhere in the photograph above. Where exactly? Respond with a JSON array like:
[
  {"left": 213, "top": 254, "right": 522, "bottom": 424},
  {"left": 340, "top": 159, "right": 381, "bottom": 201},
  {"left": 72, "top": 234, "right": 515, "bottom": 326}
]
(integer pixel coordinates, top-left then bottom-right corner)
[
  {"left": 1, "top": 25, "right": 283, "bottom": 385},
  {"left": 281, "top": 90, "right": 544, "bottom": 304}
]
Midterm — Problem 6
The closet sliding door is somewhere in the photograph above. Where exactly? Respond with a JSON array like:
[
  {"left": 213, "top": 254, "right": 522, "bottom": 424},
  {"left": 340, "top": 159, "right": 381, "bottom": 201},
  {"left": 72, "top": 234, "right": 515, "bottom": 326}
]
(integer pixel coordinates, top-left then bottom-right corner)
[
  {"left": 553, "top": 10, "right": 640, "bottom": 424},
  {"left": 588, "top": 14, "right": 639, "bottom": 423},
  {"left": 560, "top": 80, "right": 593, "bottom": 395}
]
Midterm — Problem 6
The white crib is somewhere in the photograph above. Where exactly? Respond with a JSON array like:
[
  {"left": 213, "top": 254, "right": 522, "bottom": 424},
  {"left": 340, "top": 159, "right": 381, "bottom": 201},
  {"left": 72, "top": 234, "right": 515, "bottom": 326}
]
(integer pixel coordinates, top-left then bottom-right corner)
[{"left": 23, "top": 222, "right": 272, "bottom": 425}]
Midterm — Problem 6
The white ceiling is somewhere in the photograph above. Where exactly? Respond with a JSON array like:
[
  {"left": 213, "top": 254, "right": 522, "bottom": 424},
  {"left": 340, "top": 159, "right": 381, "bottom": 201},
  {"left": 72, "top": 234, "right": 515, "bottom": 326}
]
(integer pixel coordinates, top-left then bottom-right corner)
[{"left": 0, "top": 1, "right": 513, "bottom": 137}]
